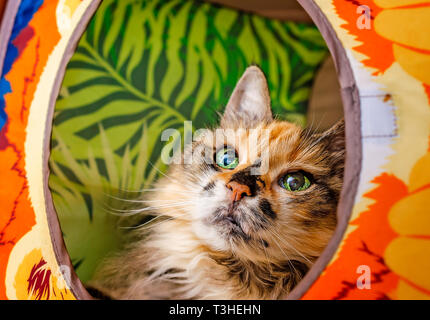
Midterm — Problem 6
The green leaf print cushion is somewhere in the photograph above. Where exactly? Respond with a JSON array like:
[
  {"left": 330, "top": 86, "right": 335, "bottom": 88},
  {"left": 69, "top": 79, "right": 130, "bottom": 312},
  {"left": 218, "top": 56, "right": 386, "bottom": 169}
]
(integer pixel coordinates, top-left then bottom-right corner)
[{"left": 49, "top": 0, "right": 328, "bottom": 283}]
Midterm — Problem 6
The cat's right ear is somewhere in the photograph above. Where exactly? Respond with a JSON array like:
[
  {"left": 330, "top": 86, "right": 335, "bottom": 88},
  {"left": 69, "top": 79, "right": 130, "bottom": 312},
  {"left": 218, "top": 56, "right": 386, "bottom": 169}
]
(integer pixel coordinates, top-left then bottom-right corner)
[
  {"left": 221, "top": 66, "right": 273, "bottom": 128},
  {"left": 319, "top": 119, "right": 345, "bottom": 153}
]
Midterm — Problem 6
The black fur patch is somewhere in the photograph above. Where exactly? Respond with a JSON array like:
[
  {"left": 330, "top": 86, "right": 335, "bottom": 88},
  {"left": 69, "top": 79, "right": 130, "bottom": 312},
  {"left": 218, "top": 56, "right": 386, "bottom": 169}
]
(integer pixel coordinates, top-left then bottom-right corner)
[
  {"left": 203, "top": 181, "right": 215, "bottom": 191},
  {"left": 212, "top": 254, "right": 308, "bottom": 296},
  {"left": 210, "top": 164, "right": 221, "bottom": 172},
  {"left": 310, "top": 209, "right": 331, "bottom": 218},
  {"left": 85, "top": 286, "right": 112, "bottom": 300},
  {"left": 228, "top": 167, "right": 260, "bottom": 195},
  {"left": 282, "top": 260, "right": 309, "bottom": 282},
  {"left": 259, "top": 199, "right": 277, "bottom": 219}
]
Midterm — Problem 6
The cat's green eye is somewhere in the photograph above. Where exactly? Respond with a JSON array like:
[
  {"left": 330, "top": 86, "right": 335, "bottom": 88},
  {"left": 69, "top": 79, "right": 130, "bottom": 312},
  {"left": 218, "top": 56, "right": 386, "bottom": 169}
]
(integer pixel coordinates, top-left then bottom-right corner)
[
  {"left": 280, "top": 172, "right": 311, "bottom": 192},
  {"left": 215, "top": 147, "right": 238, "bottom": 169}
]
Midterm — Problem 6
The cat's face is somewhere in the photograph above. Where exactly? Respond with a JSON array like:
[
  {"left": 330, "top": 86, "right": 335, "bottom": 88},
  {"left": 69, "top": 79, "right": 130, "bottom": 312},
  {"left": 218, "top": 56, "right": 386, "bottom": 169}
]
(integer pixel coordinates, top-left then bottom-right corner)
[{"left": 154, "top": 67, "right": 344, "bottom": 268}]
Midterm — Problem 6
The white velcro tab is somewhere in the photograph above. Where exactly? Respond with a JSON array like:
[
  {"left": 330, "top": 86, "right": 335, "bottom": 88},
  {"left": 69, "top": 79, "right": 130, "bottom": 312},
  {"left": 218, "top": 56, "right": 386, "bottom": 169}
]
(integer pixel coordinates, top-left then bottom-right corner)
[{"left": 360, "top": 95, "right": 398, "bottom": 139}]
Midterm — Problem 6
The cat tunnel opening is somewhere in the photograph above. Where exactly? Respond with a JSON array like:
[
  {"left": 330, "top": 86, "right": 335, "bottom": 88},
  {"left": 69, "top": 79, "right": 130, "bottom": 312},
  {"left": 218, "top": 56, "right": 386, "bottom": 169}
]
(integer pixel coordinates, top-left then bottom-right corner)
[
  {"left": 48, "top": 0, "right": 361, "bottom": 300},
  {"left": 0, "top": 0, "right": 361, "bottom": 300}
]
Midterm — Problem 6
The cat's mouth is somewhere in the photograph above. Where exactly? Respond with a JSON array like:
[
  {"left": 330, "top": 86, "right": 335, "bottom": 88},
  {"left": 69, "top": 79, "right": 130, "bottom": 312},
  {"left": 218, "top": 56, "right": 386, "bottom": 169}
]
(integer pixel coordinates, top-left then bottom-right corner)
[
  {"left": 208, "top": 207, "right": 250, "bottom": 240},
  {"left": 224, "top": 215, "right": 244, "bottom": 233}
]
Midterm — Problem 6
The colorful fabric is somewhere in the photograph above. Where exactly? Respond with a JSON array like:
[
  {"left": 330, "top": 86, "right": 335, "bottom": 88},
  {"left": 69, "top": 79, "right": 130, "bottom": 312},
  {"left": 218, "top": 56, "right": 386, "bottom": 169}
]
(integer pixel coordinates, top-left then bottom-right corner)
[
  {"left": 1, "top": 0, "right": 429, "bottom": 300},
  {"left": 0, "top": 0, "right": 76, "bottom": 300},
  {"left": 0, "top": 0, "right": 43, "bottom": 135}
]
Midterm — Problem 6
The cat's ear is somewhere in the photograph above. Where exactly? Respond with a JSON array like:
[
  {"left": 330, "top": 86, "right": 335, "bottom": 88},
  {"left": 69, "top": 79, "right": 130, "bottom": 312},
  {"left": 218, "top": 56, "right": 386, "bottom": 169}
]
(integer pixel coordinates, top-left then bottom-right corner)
[
  {"left": 318, "top": 119, "right": 345, "bottom": 153},
  {"left": 221, "top": 66, "right": 273, "bottom": 128}
]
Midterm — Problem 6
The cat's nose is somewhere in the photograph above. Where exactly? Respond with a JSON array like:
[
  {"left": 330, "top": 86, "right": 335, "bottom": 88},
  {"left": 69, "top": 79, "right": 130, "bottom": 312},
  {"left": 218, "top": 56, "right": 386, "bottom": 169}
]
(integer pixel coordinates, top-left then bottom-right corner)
[{"left": 226, "top": 181, "right": 251, "bottom": 202}]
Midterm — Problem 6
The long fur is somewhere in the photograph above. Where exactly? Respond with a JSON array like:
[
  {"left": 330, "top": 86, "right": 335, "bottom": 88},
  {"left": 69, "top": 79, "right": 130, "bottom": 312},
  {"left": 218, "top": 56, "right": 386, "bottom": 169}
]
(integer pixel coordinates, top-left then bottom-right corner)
[{"left": 88, "top": 67, "right": 345, "bottom": 300}]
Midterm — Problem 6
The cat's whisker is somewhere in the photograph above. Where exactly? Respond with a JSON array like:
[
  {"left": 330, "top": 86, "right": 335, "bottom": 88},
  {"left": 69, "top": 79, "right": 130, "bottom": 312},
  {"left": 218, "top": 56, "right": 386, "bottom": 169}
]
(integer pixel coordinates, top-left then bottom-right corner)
[
  {"left": 119, "top": 214, "right": 166, "bottom": 229},
  {"left": 296, "top": 127, "right": 317, "bottom": 153},
  {"left": 121, "top": 211, "right": 190, "bottom": 230},
  {"left": 142, "top": 187, "right": 200, "bottom": 194},
  {"left": 286, "top": 210, "right": 312, "bottom": 221},
  {"left": 257, "top": 234, "right": 273, "bottom": 273},
  {"left": 280, "top": 224, "right": 312, "bottom": 236},
  {"left": 295, "top": 214, "right": 312, "bottom": 221},
  {"left": 269, "top": 230, "right": 313, "bottom": 265},
  {"left": 268, "top": 234, "right": 298, "bottom": 276},
  {"left": 313, "top": 112, "right": 328, "bottom": 134},
  {"left": 135, "top": 216, "right": 182, "bottom": 231},
  {"left": 295, "top": 113, "right": 330, "bottom": 155},
  {"left": 305, "top": 112, "right": 317, "bottom": 133},
  {"left": 105, "top": 188, "right": 200, "bottom": 196},
  {"left": 125, "top": 201, "right": 193, "bottom": 212},
  {"left": 146, "top": 160, "right": 183, "bottom": 185},
  {"left": 307, "top": 112, "right": 325, "bottom": 134},
  {"left": 105, "top": 194, "right": 194, "bottom": 204},
  {"left": 103, "top": 201, "right": 194, "bottom": 216}
]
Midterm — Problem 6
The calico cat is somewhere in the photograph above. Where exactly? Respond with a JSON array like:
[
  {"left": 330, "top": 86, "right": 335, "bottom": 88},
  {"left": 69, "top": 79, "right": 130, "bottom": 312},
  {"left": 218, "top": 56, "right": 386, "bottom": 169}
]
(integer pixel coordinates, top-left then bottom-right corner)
[{"left": 88, "top": 66, "right": 345, "bottom": 299}]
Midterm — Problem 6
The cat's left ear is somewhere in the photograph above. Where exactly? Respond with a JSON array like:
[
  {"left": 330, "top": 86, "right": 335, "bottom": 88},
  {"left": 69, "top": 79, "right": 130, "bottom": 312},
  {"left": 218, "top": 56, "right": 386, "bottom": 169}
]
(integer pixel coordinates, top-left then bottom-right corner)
[{"left": 221, "top": 66, "right": 273, "bottom": 128}]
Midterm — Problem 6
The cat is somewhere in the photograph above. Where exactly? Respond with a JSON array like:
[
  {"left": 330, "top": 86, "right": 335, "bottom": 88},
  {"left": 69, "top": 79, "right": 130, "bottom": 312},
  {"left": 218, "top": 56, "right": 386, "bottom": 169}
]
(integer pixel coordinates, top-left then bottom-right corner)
[{"left": 87, "top": 66, "right": 345, "bottom": 300}]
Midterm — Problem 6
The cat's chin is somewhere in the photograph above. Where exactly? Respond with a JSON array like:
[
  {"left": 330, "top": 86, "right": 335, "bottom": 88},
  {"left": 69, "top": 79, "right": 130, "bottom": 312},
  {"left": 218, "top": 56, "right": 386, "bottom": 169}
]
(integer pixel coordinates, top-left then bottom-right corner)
[
  {"left": 191, "top": 210, "right": 252, "bottom": 252},
  {"left": 191, "top": 221, "right": 230, "bottom": 251},
  {"left": 210, "top": 211, "right": 250, "bottom": 241}
]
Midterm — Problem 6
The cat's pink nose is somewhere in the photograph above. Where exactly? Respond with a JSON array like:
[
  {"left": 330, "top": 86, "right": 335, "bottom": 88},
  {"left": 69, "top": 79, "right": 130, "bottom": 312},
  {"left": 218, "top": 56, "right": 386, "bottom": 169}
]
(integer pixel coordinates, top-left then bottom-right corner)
[{"left": 226, "top": 181, "right": 251, "bottom": 202}]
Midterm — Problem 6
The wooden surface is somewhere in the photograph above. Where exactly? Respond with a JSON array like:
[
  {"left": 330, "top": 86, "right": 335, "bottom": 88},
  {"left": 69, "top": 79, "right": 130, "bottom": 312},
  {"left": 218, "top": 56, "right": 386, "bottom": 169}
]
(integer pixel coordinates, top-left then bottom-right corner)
[
  {"left": 207, "top": 0, "right": 312, "bottom": 22},
  {"left": 307, "top": 56, "right": 344, "bottom": 131}
]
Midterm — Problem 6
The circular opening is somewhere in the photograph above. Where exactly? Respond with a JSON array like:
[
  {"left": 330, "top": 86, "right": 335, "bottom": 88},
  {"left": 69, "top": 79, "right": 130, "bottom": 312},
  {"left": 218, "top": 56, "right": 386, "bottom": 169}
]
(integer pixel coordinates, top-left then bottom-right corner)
[{"left": 46, "top": 0, "right": 359, "bottom": 300}]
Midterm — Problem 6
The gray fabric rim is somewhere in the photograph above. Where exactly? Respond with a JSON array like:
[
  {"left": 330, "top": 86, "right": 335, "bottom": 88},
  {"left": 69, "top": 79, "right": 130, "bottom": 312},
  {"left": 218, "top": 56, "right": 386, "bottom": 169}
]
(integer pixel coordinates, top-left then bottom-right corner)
[
  {"left": 286, "top": 0, "right": 362, "bottom": 300},
  {"left": 42, "top": 0, "right": 102, "bottom": 300}
]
